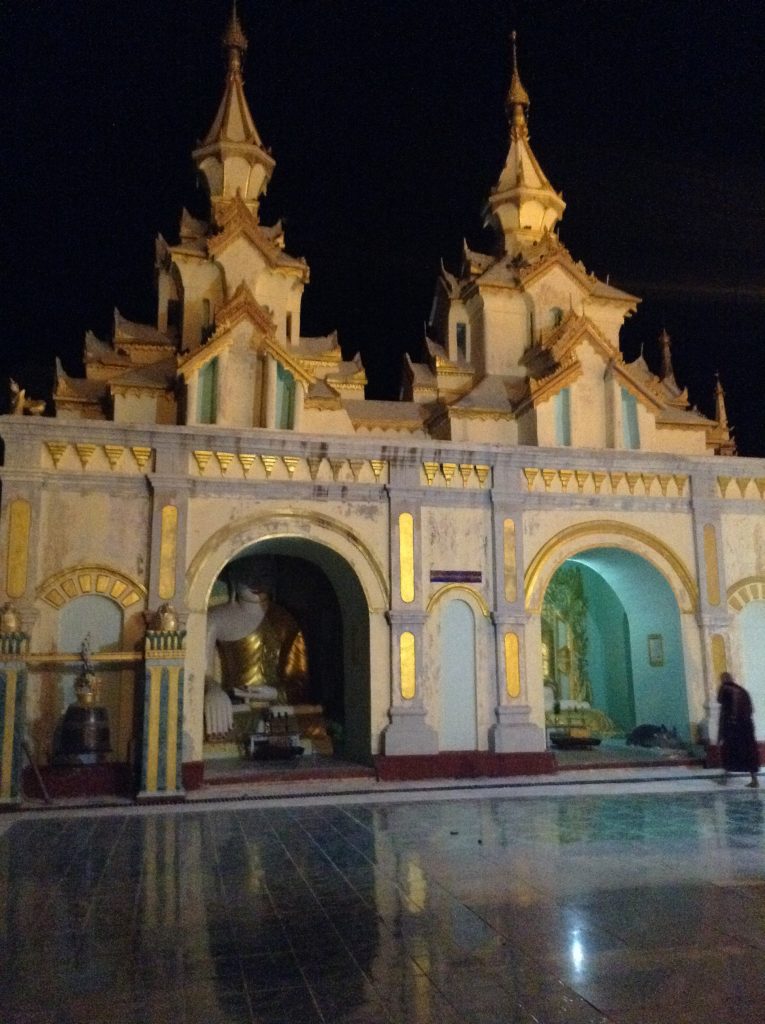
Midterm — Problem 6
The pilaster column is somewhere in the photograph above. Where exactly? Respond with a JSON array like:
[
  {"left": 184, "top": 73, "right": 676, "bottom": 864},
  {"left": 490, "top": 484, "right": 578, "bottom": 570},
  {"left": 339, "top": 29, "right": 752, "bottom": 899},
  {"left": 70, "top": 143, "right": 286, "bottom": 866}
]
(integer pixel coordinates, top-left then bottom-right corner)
[
  {"left": 489, "top": 612, "right": 544, "bottom": 752},
  {"left": 0, "top": 628, "right": 29, "bottom": 807},
  {"left": 382, "top": 610, "right": 437, "bottom": 754},
  {"left": 689, "top": 468, "right": 731, "bottom": 740},
  {"left": 138, "top": 628, "right": 186, "bottom": 800},
  {"left": 488, "top": 495, "right": 544, "bottom": 752}
]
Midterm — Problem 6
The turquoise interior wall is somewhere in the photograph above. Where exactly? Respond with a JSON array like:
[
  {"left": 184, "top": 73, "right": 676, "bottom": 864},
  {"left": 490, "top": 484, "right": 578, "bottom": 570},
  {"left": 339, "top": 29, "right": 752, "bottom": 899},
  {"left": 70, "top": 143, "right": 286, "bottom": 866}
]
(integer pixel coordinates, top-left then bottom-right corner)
[
  {"left": 577, "top": 565, "right": 635, "bottom": 733},
  {"left": 198, "top": 357, "right": 218, "bottom": 424},
  {"left": 439, "top": 600, "right": 477, "bottom": 750},
  {"left": 740, "top": 602, "right": 765, "bottom": 739},
  {"left": 566, "top": 549, "right": 690, "bottom": 738}
]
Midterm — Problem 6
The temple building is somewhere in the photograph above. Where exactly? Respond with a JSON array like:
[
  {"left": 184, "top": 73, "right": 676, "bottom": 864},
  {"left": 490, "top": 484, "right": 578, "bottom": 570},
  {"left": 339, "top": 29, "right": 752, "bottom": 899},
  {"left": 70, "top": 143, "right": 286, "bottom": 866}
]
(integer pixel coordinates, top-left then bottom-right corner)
[{"left": 1, "top": 11, "right": 763, "bottom": 803}]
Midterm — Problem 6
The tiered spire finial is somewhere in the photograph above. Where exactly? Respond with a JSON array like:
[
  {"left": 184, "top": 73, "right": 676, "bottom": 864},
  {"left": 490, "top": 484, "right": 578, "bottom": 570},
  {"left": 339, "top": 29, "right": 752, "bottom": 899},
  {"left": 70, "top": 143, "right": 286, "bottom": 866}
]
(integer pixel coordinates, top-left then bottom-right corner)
[
  {"left": 487, "top": 31, "right": 565, "bottom": 255},
  {"left": 658, "top": 327, "right": 678, "bottom": 387},
  {"left": 506, "top": 31, "right": 530, "bottom": 137},
  {"left": 223, "top": 1, "right": 248, "bottom": 73},
  {"left": 193, "top": 3, "right": 275, "bottom": 222}
]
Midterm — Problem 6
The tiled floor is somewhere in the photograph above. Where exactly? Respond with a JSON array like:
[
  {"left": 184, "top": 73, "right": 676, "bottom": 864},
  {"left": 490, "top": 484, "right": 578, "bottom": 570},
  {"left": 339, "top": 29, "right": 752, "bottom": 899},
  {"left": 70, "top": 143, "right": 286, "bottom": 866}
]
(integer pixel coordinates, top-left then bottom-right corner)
[{"left": 2, "top": 779, "right": 763, "bottom": 1023}]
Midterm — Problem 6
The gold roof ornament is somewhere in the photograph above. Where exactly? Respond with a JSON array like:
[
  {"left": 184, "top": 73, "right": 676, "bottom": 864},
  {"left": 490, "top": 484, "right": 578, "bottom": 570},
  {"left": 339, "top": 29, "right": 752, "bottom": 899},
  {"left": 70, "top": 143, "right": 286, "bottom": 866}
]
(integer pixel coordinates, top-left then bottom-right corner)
[
  {"left": 658, "top": 328, "right": 678, "bottom": 388},
  {"left": 506, "top": 31, "right": 530, "bottom": 137},
  {"left": 709, "top": 373, "right": 737, "bottom": 456},
  {"left": 223, "top": 1, "right": 248, "bottom": 68}
]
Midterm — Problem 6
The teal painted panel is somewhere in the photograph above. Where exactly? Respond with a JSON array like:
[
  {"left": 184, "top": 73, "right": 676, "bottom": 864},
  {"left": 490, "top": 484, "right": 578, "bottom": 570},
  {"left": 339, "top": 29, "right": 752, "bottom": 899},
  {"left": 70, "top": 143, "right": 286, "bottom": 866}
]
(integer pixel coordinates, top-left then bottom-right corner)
[{"left": 440, "top": 600, "right": 477, "bottom": 750}]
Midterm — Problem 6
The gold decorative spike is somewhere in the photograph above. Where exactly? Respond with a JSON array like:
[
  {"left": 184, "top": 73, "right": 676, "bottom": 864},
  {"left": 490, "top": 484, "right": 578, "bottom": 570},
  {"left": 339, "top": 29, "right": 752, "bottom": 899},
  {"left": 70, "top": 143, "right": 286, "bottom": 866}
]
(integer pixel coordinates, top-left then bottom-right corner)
[
  {"left": 75, "top": 443, "right": 97, "bottom": 469},
  {"left": 523, "top": 468, "right": 539, "bottom": 491},
  {"left": 625, "top": 472, "right": 640, "bottom": 495},
  {"left": 459, "top": 464, "right": 473, "bottom": 487},
  {"left": 192, "top": 450, "right": 213, "bottom": 475},
  {"left": 260, "top": 455, "right": 277, "bottom": 478},
  {"left": 755, "top": 478, "right": 765, "bottom": 499},
  {"left": 238, "top": 453, "right": 256, "bottom": 476},
  {"left": 349, "top": 459, "right": 365, "bottom": 482},
  {"left": 422, "top": 462, "right": 439, "bottom": 486},
  {"left": 558, "top": 470, "right": 573, "bottom": 492},
  {"left": 673, "top": 474, "right": 687, "bottom": 496},
  {"left": 592, "top": 471, "right": 606, "bottom": 494},
  {"left": 475, "top": 465, "right": 490, "bottom": 488},
  {"left": 541, "top": 469, "right": 556, "bottom": 491},
  {"left": 283, "top": 456, "right": 300, "bottom": 478},
  {"left": 717, "top": 476, "right": 731, "bottom": 498},
  {"left": 370, "top": 459, "right": 386, "bottom": 482},
  {"left": 131, "top": 446, "right": 152, "bottom": 471},
  {"left": 575, "top": 471, "right": 589, "bottom": 494},
  {"left": 215, "top": 451, "right": 234, "bottom": 475},
  {"left": 736, "top": 477, "right": 751, "bottom": 498},
  {"left": 103, "top": 444, "right": 124, "bottom": 470},
  {"left": 328, "top": 458, "right": 345, "bottom": 481},
  {"left": 307, "top": 457, "right": 323, "bottom": 480},
  {"left": 609, "top": 472, "right": 623, "bottom": 493},
  {"left": 657, "top": 474, "right": 671, "bottom": 496},
  {"left": 441, "top": 463, "right": 457, "bottom": 486},
  {"left": 45, "top": 441, "right": 68, "bottom": 468},
  {"left": 642, "top": 474, "right": 656, "bottom": 495}
]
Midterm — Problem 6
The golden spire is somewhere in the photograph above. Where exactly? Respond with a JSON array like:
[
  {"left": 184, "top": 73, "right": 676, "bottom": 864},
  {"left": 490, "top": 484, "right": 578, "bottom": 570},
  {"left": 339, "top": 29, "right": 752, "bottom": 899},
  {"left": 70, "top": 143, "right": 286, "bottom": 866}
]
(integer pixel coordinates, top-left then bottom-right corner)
[
  {"left": 714, "top": 373, "right": 730, "bottom": 431},
  {"left": 223, "top": 1, "right": 248, "bottom": 73},
  {"left": 658, "top": 327, "right": 678, "bottom": 387},
  {"left": 506, "top": 31, "right": 530, "bottom": 137},
  {"left": 711, "top": 373, "right": 737, "bottom": 456}
]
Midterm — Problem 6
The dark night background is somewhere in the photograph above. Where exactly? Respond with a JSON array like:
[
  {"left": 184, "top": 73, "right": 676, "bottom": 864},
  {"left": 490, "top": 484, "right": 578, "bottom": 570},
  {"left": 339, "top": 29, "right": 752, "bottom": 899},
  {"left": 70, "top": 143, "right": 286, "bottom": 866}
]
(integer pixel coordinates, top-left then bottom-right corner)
[{"left": 2, "top": 0, "right": 764, "bottom": 453}]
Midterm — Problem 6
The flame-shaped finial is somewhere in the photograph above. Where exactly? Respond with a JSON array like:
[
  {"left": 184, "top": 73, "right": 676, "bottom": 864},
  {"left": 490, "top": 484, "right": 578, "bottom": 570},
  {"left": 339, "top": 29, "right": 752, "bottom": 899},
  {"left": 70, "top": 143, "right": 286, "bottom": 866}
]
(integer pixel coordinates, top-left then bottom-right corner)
[
  {"left": 506, "top": 31, "right": 530, "bottom": 134},
  {"left": 223, "top": 0, "right": 248, "bottom": 72}
]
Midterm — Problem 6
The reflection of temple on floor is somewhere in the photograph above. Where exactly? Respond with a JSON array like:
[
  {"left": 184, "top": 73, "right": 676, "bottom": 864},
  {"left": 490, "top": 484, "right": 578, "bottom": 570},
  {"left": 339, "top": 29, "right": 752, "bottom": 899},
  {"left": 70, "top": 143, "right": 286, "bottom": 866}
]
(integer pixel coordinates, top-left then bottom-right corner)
[{"left": 204, "top": 700, "right": 333, "bottom": 761}]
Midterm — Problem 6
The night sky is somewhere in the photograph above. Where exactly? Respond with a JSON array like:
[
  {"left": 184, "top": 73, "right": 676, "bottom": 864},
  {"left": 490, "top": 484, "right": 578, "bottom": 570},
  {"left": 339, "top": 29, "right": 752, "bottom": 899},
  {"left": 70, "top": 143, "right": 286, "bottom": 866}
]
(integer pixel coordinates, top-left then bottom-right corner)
[{"left": 3, "top": 0, "right": 764, "bottom": 454}]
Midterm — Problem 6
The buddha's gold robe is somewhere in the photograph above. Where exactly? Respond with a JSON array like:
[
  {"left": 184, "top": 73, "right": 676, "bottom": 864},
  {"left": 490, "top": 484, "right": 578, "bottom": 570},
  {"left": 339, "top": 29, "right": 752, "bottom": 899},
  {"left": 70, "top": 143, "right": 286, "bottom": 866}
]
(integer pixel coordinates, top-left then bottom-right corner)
[{"left": 217, "top": 604, "right": 308, "bottom": 704}]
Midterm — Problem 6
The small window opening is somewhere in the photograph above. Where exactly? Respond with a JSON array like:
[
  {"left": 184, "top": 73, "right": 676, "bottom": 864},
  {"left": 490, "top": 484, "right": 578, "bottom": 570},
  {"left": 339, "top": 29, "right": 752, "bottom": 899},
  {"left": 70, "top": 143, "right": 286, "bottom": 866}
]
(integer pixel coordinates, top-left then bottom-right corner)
[{"left": 456, "top": 321, "right": 467, "bottom": 361}]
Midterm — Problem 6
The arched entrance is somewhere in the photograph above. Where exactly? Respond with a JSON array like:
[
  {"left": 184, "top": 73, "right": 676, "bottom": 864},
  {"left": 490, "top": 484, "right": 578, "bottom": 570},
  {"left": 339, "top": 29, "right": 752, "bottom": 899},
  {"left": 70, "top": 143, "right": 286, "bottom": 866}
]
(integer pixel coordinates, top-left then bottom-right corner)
[
  {"left": 184, "top": 510, "right": 386, "bottom": 777},
  {"left": 213, "top": 538, "right": 371, "bottom": 764},
  {"left": 542, "top": 548, "right": 691, "bottom": 742}
]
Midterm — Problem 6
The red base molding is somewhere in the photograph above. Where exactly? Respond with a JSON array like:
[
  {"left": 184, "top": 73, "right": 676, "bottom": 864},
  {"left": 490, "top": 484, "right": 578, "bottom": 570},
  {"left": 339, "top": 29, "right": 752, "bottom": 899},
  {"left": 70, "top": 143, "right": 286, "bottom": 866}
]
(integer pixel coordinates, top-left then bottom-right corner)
[
  {"left": 183, "top": 761, "right": 205, "bottom": 790},
  {"left": 22, "top": 763, "right": 133, "bottom": 800},
  {"left": 375, "top": 751, "right": 557, "bottom": 782}
]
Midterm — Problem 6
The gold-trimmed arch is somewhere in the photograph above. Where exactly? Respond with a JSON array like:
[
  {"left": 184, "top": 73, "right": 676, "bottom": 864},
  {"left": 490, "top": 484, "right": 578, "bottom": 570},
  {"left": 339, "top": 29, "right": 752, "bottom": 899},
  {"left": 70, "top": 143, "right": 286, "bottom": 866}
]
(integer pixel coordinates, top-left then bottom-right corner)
[
  {"left": 727, "top": 575, "right": 765, "bottom": 611},
  {"left": 38, "top": 564, "right": 147, "bottom": 610},
  {"left": 186, "top": 508, "right": 389, "bottom": 612},
  {"left": 524, "top": 520, "right": 698, "bottom": 614},
  {"left": 426, "top": 584, "right": 491, "bottom": 618}
]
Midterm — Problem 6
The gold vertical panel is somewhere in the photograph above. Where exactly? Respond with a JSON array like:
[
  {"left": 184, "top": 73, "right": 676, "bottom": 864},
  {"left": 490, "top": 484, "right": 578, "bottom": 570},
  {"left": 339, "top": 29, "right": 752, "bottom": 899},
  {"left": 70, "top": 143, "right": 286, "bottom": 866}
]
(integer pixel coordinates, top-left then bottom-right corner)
[
  {"left": 166, "top": 666, "right": 180, "bottom": 791},
  {"left": 504, "top": 632, "right": 521, "bottom": 698},
  {"left": 158, "top": 505, "right": 178, "bottom": 600},
  {"left": 503, "top": 518, "right": 517, "bottom": 602},
  {"left": 400, "top": 632, "right": 416, "bottom": 700},
  {"left": 6, "top": 499, "right": 31, "bottom": 598},
  {"left": 146, "top": 667, "right": 162, "bottom": 793},
  {"left": 710, "top": 634, "right": 727, "bottom": 679},
  {"left": 1, "top": 670, "right": 17, "bottom": 800},
  {"left": 703, "top": 524, "right": 720, "bottom": 606},
  {"left": 399, "top": 512, "right": 415, "bottom": 603}
]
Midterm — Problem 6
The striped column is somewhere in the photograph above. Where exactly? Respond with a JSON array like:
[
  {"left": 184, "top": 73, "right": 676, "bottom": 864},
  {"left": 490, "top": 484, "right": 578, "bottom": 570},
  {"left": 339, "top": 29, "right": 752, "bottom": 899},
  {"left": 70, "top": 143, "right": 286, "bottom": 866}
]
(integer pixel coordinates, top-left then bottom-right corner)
[
  {"left": 0, "top": 632, "right": 29, "bottom": 807},
  {"left": 138, "top": 629, "right": 186, "bottom": 800}
]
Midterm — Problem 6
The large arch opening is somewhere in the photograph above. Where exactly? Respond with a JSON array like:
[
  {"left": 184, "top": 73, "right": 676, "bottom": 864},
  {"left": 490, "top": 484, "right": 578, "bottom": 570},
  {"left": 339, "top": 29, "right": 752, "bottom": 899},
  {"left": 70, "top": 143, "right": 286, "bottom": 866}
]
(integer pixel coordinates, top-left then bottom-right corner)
[
  {"left": 203, "top": 536, "right": 372, "bottom": 776},
  {"left": 542, "top": 547, "right": 692, "bottom": 760}
]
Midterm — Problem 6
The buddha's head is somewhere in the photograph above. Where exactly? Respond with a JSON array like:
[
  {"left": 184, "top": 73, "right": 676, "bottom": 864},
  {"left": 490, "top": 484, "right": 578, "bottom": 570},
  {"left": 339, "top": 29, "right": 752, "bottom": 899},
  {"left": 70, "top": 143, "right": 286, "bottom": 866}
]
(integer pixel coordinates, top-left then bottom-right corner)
[{"left": 229, "top": 560, "right": 273, "bottom": 606}]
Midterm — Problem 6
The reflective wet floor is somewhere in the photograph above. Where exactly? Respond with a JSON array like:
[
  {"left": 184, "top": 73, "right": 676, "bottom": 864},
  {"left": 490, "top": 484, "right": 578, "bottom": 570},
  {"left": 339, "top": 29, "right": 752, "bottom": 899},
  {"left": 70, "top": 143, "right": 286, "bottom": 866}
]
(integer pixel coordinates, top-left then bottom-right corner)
[{"left": 2, "top": 784, "right": 764, "bottom": 1023}]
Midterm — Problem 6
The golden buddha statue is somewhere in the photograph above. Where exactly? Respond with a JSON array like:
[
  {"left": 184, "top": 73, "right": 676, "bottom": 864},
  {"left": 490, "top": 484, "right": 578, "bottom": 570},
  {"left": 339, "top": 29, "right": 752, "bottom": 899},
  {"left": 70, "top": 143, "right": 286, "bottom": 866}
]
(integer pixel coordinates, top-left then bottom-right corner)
[{"left": 204, "top": 562, "right": 309, "bottom": 737}]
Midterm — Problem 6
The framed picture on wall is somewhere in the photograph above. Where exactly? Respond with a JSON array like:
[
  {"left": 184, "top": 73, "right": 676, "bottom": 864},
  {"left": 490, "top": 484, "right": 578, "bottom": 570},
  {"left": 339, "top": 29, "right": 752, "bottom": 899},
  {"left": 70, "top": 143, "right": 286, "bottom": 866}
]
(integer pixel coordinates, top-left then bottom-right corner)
[{"left": 647, "top": 634, "right": 664, "bottom": 667}]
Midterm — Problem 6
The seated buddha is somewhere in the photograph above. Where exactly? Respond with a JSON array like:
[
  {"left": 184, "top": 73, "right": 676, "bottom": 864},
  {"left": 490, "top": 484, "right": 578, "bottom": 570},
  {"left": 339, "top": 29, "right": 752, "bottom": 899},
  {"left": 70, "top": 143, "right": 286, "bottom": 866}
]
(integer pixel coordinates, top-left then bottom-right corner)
[{"left": 204, "top": 562, "right": 313, "bottom": 741}]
